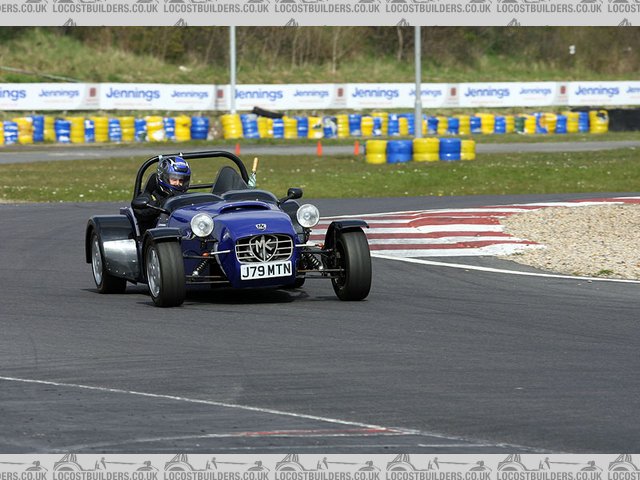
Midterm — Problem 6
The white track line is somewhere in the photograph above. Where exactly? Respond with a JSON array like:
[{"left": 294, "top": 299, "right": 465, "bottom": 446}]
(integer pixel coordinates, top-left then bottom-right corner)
[
  {"left": 372, "top": 253, "right": 640, "bottom": 284},
  {"left": 0, "top": 375, "right": 542, "bottom": 452}
]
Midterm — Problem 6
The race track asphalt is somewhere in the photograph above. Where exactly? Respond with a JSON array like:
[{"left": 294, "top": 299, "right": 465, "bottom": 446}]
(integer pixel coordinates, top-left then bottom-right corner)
[{"left": 1, "top": 193, "right": 640, "bottom": 453}]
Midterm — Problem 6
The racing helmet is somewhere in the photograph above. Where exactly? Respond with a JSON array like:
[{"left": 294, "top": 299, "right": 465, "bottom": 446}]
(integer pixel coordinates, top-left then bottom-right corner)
[{"left": 157, "top": 156, "right": 191, "bottom": 196}]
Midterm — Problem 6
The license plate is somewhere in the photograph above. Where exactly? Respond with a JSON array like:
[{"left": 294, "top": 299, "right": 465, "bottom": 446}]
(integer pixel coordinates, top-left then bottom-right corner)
[{"left": 240, "top": 261, "right": 292, "bottom": 280}]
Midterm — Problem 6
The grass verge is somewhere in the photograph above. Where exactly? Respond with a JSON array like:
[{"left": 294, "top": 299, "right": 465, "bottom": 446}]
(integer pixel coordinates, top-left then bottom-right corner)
[{"left": 2, "top": 147, "right": 640, "bottom": 203}]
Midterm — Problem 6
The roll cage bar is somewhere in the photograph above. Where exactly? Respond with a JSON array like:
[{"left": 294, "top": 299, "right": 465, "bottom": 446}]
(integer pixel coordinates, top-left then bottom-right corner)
[{"left": 133, "top": 150, "right": 250, "bottom": 198}]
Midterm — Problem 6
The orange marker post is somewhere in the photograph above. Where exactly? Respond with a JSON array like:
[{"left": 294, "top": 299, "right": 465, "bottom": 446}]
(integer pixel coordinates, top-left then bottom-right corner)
[
  {"left": 235, "top": 143, "right": 241, "bottom": 156},
  {"left": 354, "top": 140, "right": 360, "bottom": 155},
  {"left": 317, "top": 141, "right": 323, "bottom": 157}
]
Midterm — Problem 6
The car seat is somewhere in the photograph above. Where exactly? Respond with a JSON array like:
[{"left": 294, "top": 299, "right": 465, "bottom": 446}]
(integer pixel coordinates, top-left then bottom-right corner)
[{"left": 212, "top": 166, "right": 248, "bottom": 195}]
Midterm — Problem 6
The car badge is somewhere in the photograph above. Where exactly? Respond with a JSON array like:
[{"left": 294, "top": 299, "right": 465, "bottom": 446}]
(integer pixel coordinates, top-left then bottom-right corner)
[
  {"left": 250, "top": 235, "right": 277, "bottom": 262},
  {"left": 256, "top": 223, "right": 267, "bottom": 231}
]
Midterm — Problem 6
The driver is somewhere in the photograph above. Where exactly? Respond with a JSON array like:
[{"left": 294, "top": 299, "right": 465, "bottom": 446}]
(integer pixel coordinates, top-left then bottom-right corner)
[{"left": 133, "top": 155, "right": 191, "bottom": 231}]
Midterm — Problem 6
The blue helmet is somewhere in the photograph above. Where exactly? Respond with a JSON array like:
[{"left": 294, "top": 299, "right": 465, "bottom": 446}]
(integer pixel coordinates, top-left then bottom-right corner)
[{"left": 157, "top": 156, "right": 191, "bottom": 196}]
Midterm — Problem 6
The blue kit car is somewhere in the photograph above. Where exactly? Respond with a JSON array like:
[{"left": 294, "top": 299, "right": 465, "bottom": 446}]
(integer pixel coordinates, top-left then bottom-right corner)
[{"left": 85, "top": 150, "right": 372, "bottom": 307}]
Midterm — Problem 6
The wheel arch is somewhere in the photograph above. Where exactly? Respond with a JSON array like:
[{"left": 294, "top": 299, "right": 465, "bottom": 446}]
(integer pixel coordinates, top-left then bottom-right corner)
[
  {"left": 85, "top": 215, "right": 135, "bottom": 263},
  {"left": 142, "top": 227, "right": 183, "bottom": 257},
  {"left": 323, "top": 220, "right": 369, "bottom": 251}
]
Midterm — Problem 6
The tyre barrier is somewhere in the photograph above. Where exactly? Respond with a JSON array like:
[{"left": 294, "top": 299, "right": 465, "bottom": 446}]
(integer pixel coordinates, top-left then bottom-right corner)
[
  {"left": 478, "top": 113, "right": 495, "bottom": 135},
  {"left": 322, "top": 116, "right": 337, "bottom": 139},
  {"left": 44, "top": 115, "right": 55, "bottom": 142},
  {"left": 109, "top": 118, "right": 122, "bottom": 143},
  {"left": 283, "top": 116, "right": 298, "bottom": 139},
  {"left": 32, "top": 115, "right": 44, "bottom": 143},
  {"left": 191, "top": 116, "right": 209, "bottom": 140},
  {"left": 436, "top": 116, "right": 448, "bottom": 136},
  {"left": 365, "top": 139, "right": 387, "bottom": 164},
  {"left": 272, "top": 118, "right": 285, "bottom": 139},
  {"left": 589, "top": 110, "right": 609, "bottom": 134},
  {"left": 523, "top": 115, "right": 537, "bottom": 135},
  {"left": 84, "top": 119, "right": 95, "bottom": 143},
  {"left": 470, "top": 115, "right": 482, "bottom": 134},
  {"left": 427, "top": 116, "right": 438, "bottom": 135},
  {"left": 439, "top": 138, "right": 462, "bottom": 161},
  {"left": 386, "top": 140, "right": 413, "bottom": 163},
  {"left": 134, "top": 118, "right": 146, "bottom": 142},
  {"left": 221, "top": 114, "right": 242, "bottom": 140},
  {"left": 457, "top": 115, "right": 471, "bottom": 135},
  {"left": 163, "top": 117, "right": 176, "bottom": 141},
  {"left": 54, "top": 119, "right": 71, "bottom": 144},
  {"left": 366, "top": 138, "right": 476, "bottom": 164},
  {"left": 336, "top": 114, "right": 349, "bottom": 138},
  {"left": 308, "top": 116, "right": 323, "bottom": 139},
  {"left": 564, "top": 111, "right": 580, "bottom": 133},
  {"left": 240, "top": 114, "right": 260, "bottom": 140},
  {"left": 295, "top": 116, "right": 309, "bottom": 139},
  {"left": 0, "top": 110, "right": 611, "bottom": 145},
  {"left": 447, "top": 117, "right": 460, "bottom": 135},
  {"left": 543, "top": 113, "right": 558, "bottom": 134},
  {"left": 258, "top": 116, "right": 271, "bottom": 138},
  {"left": 67, "top": 116, "right": 85, "bottom": 144},
  {"left": 175, "top": 115, "right": 192, "bottom": 142},
  {"left": 412, "top": 138, "right": 439, "bottom": 162},
  {"left": 361, "top": 116, "right": 374, "bottom": 137},
  {"left": 3, "top": 121, "right": 18, "bottom": 145},
  {"left": 146, "top": 115, "right": 165, "bottom": 142},
  {"left": 578, "top": 111, "right": 590, "bottom": 133},
  {"left": 373, "top": 116, "right": 383, "bottom": 136},
  {"left": 461, "top": 139, "right": 476, "bottom": 161},
  {"left": 373, "top": 111, "right": 389, "bottom": 136},
  {"left": 398, "top": 116, "right": 409, "bottom": 136},
  {"left": 506, "top": 115, "right": 515, "bottom": 134},
  {"left": 387, "top": 114, "right": 400, "bottom": 137},
  {"left": 555, "top": 114, "right": 568, "bottom": 134},
  {"left": 92, "top": 116, "right": 109, "bottom": 143},
  {"left": 14, "top": 117, "right": 34, "bottom": 145},
  {"left": 348, "top": 114, "right": 362, "bottom": 137},
  {"left": 399, "top": 114, "right": 414, "bottom": 136},
  {"left": 120, "top": 116, "right": 135, "bottom": 142}
]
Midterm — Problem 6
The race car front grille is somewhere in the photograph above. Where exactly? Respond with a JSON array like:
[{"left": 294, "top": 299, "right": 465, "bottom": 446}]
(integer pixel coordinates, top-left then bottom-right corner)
[{"left": 235, "top": 234, "right": 294, "bottom": 263}]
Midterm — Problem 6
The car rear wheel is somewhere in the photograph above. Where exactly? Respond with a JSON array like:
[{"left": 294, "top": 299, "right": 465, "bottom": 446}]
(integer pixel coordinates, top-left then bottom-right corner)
[
  {"left": 145, "top": 241, "right": 185, "bottom": 307},
  {"left": 331, "top": 229, "right": 371, "bottom": 301},
  {"left": 90, "top": 232, "right": 127, "bottom": 294}
]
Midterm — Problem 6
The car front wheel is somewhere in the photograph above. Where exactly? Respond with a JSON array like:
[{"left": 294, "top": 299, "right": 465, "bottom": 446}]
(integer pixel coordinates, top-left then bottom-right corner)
[
  {"left": 145, "top": 241, "right": 186, "bottom": 307},
  {"left": 90, "top": 232, "right": 126, "bottom": 294},
  {"left": 331, "top": 229, "right": 372, "bottom": 301}
]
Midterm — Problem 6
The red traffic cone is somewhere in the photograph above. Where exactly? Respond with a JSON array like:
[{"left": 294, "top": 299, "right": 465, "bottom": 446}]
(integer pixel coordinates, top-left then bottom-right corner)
[
  {"left": 354, "top": 140, "right": 360, "bottom": 155},
  {"left": 316, "top": 141, "right": 323, "bottom": 157},
  {"left": 235, "top": 143, "right": 241, "bottom": 156}
]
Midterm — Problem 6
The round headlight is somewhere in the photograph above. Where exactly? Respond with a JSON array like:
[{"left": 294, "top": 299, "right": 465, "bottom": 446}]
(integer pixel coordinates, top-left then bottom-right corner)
[
  {"left": 190, "top": 213, "right": 214, "bottom": 238},
  {"left": 296, "top": 204, "right": 320, "bottom": 228}
]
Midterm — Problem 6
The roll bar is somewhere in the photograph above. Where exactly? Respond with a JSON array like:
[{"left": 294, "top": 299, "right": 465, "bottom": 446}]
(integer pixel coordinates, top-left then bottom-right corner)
[{"left": 133, "top": 150, "right": 250, "bottom": 198}]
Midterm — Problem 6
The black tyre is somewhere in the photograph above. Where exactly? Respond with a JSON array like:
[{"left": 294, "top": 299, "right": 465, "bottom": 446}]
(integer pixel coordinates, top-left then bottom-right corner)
[
  {"left": 331, "top": 229, "right": 372, "bottom": 301},
  {"left": 90, "top": 232, "right": 127, "bottom": 294},
  {"left": 145, "top": 241, "right": 186, "bottom": 307}
]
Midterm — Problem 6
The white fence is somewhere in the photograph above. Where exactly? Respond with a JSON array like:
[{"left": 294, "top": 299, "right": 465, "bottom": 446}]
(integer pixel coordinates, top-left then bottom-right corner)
[{"left": 1, "top": 81, "right": 639, "bottom": 111}]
